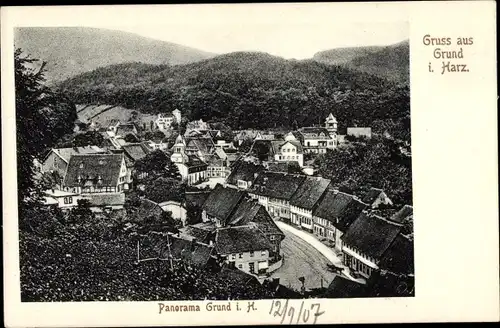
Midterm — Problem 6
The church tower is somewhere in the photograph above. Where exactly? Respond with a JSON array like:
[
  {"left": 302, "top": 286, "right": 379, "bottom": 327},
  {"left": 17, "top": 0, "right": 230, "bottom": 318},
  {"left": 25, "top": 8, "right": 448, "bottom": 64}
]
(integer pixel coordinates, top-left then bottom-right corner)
[
  {"left": 170, "top": 134, "right": 188, "bottom": 164},
  {"left": 325, "top": 113, "right": 338, "bottom": 135}
]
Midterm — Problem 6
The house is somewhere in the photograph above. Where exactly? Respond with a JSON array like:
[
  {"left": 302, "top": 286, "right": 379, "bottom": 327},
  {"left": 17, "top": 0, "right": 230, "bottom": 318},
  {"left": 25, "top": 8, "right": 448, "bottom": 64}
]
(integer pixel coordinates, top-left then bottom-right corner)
[
  {"left": 178, "top": 224, "right": 216, "bottom": 245},
  {"left": 205, "top": 154, "right": 228, "bottom": 179},
  {"left": 227, "top": 198, "right": 285, "bottom": 263},
  {"left": 234, "top": 130, "right": 261, "bottom": 146},
  {"left": 120, "top": 143, "right": 151, "bottom": 183},
  {"left": 170, "top": 135, "right": 208, "bottom": 185},
  {"left": 347, "top": 127, "right": 372, "bottom": 139},
  {"left": 248, "top": 171, "right": 306, "bottom": 220},
  {"left": 361, "top": 187, "right": 393, "bottom": 209},
  {"left": 42, "top": 189, "right": 83, "bottom": 210},
  {"left": 312, "top": 189, "right": 368, "bottom": 251},
  {"left": 341, "top": 212, "right": 403, "bottom": 279},
  {"left": 62, "top": 153, "right": 129, "bottom": 194},
  {"left": 138, "top": 232, "right": 217, "bottom": 269},
  {"left": 158, "top": 200, "right": 188, "bottom": 226},
  {"left": 226, "top": 161, "right": 264, "bottom": 190},
  {"left": 323, "top": 274, "right": 366, "bottom": 298},
  {"left": 145, "top": 137, "right": 170, "bottom": 151},
  {"left": 289, "top": 177, "right": 331, "bottom": 231},
  {"left": 201, "top": 184, "right": 245, "bottom": 227},
  {"left": 40, "top": 146, "right": 107, "bottom": 178},
  {"left": 216, "top": 225, "right": 272, "bottom": 276},
  {"left": 270, "top": 140, "right": 304, "bottom": 167},
  {"left": 83, "top": 192, "right": 126, "bottom": 212},
  {"left": 295, "top": 127, "right": 336, "bottom": 154},
  {"left": 390, "top": 205, "right": 413, "bottom": 224},
  {"left": 185, "top": 137, "right": 215, "bottom": 161},
  {"left": 114, "top": 122, "right": 140, "bottom": 138},
  {"left": 155, "top": 110, "right": 181, "bottom": 132},
  {"left": 255, "top": 132, "right": 277, "bottom": 140}
]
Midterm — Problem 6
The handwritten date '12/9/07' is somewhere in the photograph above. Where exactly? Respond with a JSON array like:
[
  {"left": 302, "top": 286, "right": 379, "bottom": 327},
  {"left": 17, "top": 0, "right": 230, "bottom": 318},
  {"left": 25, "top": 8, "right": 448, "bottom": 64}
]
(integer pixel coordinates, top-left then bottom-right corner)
[{"left": 269, "top": 299, "right": 325, "bottom": 324}]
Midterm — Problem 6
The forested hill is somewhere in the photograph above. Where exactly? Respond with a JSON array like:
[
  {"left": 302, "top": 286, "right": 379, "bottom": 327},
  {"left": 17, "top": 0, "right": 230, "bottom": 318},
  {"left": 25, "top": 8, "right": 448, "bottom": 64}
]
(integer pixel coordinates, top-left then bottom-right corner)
[
  {"left": 313, "top": 40, "right": 410, "bottom": 85},
  {"left": 57, "top": 51, "right": 410, "bottom": 141},
  {"left": 14, "top": 27, "right": 215, "bottom": 84}
]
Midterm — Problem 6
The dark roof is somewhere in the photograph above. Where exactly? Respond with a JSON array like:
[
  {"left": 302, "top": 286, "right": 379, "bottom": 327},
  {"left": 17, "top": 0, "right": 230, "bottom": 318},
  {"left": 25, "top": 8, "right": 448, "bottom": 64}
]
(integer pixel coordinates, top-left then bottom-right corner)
[
  {"left": 206, "top": 154, "right": 225, "bottom": 167},
  {"left": 216, "top": 267, "right": 261, "bottom": 287},
  {"left": 226, "top": 161, "right": 264, "bottom": 185},
  {"left": 179, "top": 226, "right": 213, "bottom": 244},
  {"left": 378, "top": 234, "right": 414, "bottom": 275},
  {"left": 133, "top": 198, "right": 164, "bottom": 220},
  {"left": 140, "top": 232, "right": 214, "bottom": 267},
  {"left": 185, "top": 154, "right": 207, "bottom": 169},
  {"left": 122, "top": 143, "right": 150, "bottom": 162},
  {"left": 248, "top": 171, "right": 306, "bottom": 200},
  {"left": 185, "top": 191, "right": 211, "bottom": 209},
  {"left": 390, "top": 205, "right": 413, "bottom": 223},
  {"left": 227, "top": 199, "right": 284, "bottom": 236},
  {"left": 186, "top": 137, "right": 214, "bottom": 154},
  {"left": 215, "top": 225, "right": 271, "bottom": 254},
  {"left": 202, "top": 184, "right": 245, "bottom": 222},
  {"left": 115, "top": 123, "right": 138, "bottom": 136},
  {"left": 266, "top": 161, "right": 302, "bottom": 174},
  {"left": 63, "top": 154, "right": 124, "bottom": 187},
  {"left": 290, "top": 176, "right": 331, "bottom": 210},
  {"left": 298, "top": 127, "right": 331, "bottom": 139},
  {"left": 341, "top": 213, "right": 403, "bottom": 260},
  {"left": 313, "top": 189, "right": 366, "bottom": 231},
  {"left": 361, "top": 187, "right": 385, "bottom": 205},
  {"left": 84, "top": 193, "right": 125, "bottom": 207},
  {"left": 324, "top": 275, "right": 366, "bottom": 298}
]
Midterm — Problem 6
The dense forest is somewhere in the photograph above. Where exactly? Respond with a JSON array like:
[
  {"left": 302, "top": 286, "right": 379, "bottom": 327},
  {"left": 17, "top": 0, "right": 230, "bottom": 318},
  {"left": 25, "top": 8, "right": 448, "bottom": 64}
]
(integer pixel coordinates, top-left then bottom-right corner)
[{"left": 57, "top": 52, "right": 410, "bottom": 143}]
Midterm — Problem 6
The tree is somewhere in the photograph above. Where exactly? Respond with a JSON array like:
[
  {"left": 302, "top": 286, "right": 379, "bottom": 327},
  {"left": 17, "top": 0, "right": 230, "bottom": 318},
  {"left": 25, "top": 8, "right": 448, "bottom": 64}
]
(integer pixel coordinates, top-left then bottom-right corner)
[
  {"left": 66, "top": 199, "right": 94, "bottom": 224},
  {"left": 186, "top": 204, "right": 203, "bottom": 225},
  {"left": 15, "top": 48, "right": 77, "bottom": 213},
  {"left": 71, "top": 130, "right": 104, "bottom": 147},
  {"left": 134, "top": 150, "right": 181, "bottom": 182},
  {"left": 143, "top": 130, "right": 165, "bottom": 142},
  {"left": 142, "top": 177, "right": 185, "bottom": 203},
  {"left": 38, "top": 171, "right": 63, "bottom": 190}
]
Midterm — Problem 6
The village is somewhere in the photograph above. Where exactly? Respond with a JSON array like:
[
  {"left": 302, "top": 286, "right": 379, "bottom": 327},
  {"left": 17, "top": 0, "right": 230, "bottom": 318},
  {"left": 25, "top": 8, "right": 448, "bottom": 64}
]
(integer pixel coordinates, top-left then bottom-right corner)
[{"left": 35, "top": 107, "right": 414, "bottom": 298}]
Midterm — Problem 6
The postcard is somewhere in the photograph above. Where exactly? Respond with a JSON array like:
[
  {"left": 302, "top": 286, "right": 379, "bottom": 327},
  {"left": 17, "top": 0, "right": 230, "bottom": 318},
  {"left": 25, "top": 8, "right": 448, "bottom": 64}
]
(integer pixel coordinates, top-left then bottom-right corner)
[{"left": 2, "top": 2, "right": 498, "bottom": 326}]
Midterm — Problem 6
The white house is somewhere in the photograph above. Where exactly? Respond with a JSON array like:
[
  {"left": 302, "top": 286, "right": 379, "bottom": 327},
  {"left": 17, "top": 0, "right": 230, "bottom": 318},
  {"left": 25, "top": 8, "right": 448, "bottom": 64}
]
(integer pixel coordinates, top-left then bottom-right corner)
[
  {"left": 42, "top": 189, "right": 83, "bottom": 210},
  {"left": 170, "top": 135, "right": 207, "bottom": 186},
  {"left": 271, "top": 140, "right": 304, "bottom": 167},
  {"left": 155, "top": 109, "right": 181, "bottom": 132}
]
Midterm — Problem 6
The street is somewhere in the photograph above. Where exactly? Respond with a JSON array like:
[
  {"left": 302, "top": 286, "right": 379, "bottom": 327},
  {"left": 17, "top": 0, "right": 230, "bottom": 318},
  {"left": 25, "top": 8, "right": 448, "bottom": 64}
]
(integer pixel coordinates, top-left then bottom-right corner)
[{"left": 269, "top": 226, "right": 336, "bottom": 292}]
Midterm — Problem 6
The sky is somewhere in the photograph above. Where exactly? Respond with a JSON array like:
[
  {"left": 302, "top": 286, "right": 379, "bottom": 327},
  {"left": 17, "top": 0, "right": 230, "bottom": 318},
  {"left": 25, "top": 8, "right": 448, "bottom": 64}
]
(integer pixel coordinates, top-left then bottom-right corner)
[
  {"left": 95, "top": 21, "right": 408, "bottom": 59},
  {"left": 68, "top": 3, "right": 409, "bottom": 60}
]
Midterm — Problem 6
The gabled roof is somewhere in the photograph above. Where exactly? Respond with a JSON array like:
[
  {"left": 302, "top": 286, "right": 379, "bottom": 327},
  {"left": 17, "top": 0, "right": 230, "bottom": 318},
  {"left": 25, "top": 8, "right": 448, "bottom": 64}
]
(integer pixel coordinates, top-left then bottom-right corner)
[
  {"left": 186, "top": 137, "right": 214, "bottom": 154},
  {"left": 226, "top": 161, "right": 264, "bottom": 185},
  {"left": 215, "top": 225, "right": 271, "bottom": 254},
  {"left": 289, "top": 177, "right": 331, "bottom": 210},
  {"left": 390, "top": 205, "right": 413, "bottom": 223},
  {"left": 115, "top": 123, "right": 139, "bottom": 137},
  {"left": 248, "top": 171, "right": 306, "bottom": 200},
  {"left": 185, "top": 154, "right": 207, "bottom": 169},
  {"left": 63, "top": 154, "right": 124, "bottom": 187},
  {"left": 270, "top": 140, "right": 303, "bottom": 154},
  {"left": 179, "top": 226, "right": 213, "bottom": 244},
  {"left": 121, "top": 143, "right": 150, "bottom": 162},
  {"left": 202, "top": 184, "right": 245, "bottom": 222},
  {"left": 325, "top": 274, "right": 366, "bottom": 298},
  {"left": 185, "top": 191, "right": 211, "bottom": 209},
  {"left": 297, "top": 127, "right": 331, "bottom": 139},
  {"left": 313, "top": 189, "right": 368, "bottom": 232},
  {"left": 341, "top": 213, "right": 403, "bottom": 260},
  {"left": 361, "top": 187, "right": 386, "bottom": 205},
  {"left": 378, "top": 234, "right": 414, "bottom": 275},
  {"left": 142, "top": 233, "right": 215, "bottom": 267},
  {"left": 45, "top": 146, "right": 107, "bottom": 163},
  {"left": 205, "top": 154, "right": 225, "bottom": 167}
]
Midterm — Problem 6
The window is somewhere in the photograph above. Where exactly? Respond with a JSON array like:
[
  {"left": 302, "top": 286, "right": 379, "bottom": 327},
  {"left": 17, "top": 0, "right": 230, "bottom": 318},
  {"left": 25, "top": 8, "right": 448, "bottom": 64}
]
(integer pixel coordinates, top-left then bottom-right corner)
[
  {"left": 261, "top": 251, "right": 266, "bottom": 256},
  {"left": 63, "top": 196, "right": 73, "bottom": 204},
  {"left": 250, "top": 251, "right": 254, "bottom": 257},
  {"left": 238, "top": 264, "right": 243, "bottom": 269},
  {"left": 270, "top": 235, "right": 276, "bottom": 241},
  {"left": 231, "top": 254, "right": 236, "bottom": 260},
  {"left": 239, "top": 253, "right": 243, "bottom": 259}
]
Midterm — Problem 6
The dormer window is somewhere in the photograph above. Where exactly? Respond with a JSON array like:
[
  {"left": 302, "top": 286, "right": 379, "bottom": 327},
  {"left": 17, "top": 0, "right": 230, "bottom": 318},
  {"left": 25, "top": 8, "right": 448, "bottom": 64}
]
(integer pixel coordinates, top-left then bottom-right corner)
[
  {"left": 79, "top": 163, "right": 84, "bottom": 169},
  {"left": 99, "top": 159, "right": 105, "bottom": 165},
  {"left": 77, "top": 175, "right": 82, "bottom": 182}
]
